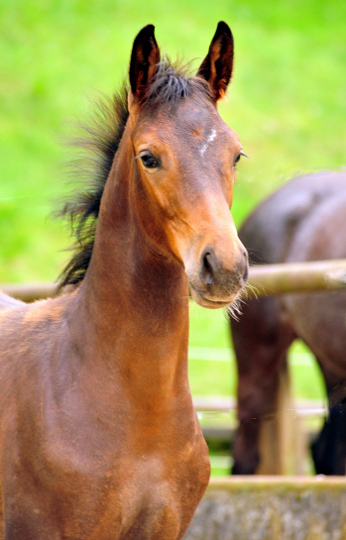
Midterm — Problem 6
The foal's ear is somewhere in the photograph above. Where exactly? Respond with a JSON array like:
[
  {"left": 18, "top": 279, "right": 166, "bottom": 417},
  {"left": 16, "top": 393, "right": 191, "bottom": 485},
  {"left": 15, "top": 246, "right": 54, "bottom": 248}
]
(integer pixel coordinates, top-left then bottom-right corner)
[
  {"left": 129, "top": 25, "right": 160, "bottom": 103},
  {"left": 197, "top": 21, "right": 234, "bottom": 102}
]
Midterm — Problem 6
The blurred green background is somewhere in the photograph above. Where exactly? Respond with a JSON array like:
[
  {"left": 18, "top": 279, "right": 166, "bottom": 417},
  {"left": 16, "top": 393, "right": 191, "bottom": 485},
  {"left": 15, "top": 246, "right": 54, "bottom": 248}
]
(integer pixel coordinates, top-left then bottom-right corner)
[
  {"left": 1, "top": 0, "right": 345, "bottom": 473},
  {"left": 1, "top": 0, "right": 345, "bottom": 282}
]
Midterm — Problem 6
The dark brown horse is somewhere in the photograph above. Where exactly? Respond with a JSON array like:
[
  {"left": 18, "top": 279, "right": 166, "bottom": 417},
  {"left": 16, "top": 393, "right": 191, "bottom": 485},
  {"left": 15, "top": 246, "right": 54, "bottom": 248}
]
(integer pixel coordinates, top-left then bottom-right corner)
[
  {"left": 230, "top": 170, "right": 346, "bottom": 475},
  {"left": 0, "top": 23, "right": 248, "bottom": 539}
]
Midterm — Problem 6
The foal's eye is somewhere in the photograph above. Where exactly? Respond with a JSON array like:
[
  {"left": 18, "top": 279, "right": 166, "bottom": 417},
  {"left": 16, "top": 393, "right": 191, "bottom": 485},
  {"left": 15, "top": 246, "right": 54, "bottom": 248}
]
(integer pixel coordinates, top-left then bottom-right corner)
[
  {"left": 138, "top": 151, "right": 160, "bottom": 169},
  {"left": 234, "top": 150, "right": 248, "bottom": 167}
]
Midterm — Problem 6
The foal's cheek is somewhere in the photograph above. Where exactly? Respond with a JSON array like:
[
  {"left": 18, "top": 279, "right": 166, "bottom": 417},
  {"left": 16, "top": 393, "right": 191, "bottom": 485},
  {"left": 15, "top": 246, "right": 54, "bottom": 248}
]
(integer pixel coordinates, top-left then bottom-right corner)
[
  {"left": 150, "top": 181, "right": 181, "bottom": 220},
  {"left": 229, "top": 190, "right": 234, "bottom": 209},
  {"left": 220, "top": 163, "right": 236, "bottom": 208}
]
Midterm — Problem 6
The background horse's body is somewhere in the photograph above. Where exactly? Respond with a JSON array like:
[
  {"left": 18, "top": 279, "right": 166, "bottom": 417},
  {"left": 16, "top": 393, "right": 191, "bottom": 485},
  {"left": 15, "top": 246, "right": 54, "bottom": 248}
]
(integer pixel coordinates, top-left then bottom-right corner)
[
  {"left": 230, "top": 170, "right": 346, "bottom": 475},
  {"left": 0, "top": 23, "right": 247, "bottom": 539}
]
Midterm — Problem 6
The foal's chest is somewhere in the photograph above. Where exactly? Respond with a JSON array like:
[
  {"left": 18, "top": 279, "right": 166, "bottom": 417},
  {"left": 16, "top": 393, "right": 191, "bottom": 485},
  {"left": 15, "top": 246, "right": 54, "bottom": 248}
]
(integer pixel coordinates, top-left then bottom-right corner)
[
  {"left": 111, "top": 448, "right": 209, "bottom": 539},
  {"left": 26, "top": 408, "right": 210, "bottom": 540},
  {"left": 89, "top": 430, "right": 209, "bottom": 539}
]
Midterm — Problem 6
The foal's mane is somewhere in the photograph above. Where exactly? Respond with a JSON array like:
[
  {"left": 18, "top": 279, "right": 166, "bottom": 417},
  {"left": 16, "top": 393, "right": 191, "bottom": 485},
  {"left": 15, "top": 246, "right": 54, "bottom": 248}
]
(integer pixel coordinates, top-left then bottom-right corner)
[{"left": 58, "top": 58, "right": 211, "bottom": 290}]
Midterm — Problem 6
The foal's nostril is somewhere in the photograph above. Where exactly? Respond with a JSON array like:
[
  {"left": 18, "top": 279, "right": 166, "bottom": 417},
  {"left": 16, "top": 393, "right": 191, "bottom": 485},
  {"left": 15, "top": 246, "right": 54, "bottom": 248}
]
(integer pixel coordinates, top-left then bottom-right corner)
[
  {"left": 199, "top": 246, "right": 248, "bottom": 292},
  {"left": 201, "top": 252, "right": 214, "bottom": 286},
  {"left": 242, "top": 263, "right": 249, "bottom": 283},
  {"left": 241, "top": 249, "right": 249, "bottom": 283}
]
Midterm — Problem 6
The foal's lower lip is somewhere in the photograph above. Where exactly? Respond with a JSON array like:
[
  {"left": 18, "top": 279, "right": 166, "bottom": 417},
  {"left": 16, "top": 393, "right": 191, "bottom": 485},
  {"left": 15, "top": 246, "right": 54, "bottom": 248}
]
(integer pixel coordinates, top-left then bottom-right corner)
[
  {"left": 203, "top": 297, "right": 232, "bottom": 307},
  {"left": 191, "top": 288, "right": 235, "bottom": 308}
]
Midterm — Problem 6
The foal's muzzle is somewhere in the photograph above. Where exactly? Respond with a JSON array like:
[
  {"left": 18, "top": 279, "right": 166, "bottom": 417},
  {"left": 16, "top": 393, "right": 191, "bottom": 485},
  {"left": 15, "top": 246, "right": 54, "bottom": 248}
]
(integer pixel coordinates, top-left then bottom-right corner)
[
  {"left": 188, "top": 243, "right": 248, "bottom": 309},
  {"left": 200, "top": 245, "right": 248, "bottom": 288}
]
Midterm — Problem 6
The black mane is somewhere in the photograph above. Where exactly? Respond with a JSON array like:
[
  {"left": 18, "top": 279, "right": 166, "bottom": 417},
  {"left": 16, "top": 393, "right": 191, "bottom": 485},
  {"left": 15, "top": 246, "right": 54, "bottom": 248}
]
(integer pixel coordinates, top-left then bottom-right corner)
[{"left": 58, "top": 59, "right": 212, "bottom": 290}]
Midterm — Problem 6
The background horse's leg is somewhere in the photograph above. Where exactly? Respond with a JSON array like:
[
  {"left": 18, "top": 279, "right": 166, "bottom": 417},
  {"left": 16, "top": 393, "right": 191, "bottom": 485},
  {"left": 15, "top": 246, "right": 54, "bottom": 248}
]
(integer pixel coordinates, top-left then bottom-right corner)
[
  {"left": 311, "top": 359, "right": 346, "bottom": 475},
  {"left": 231, "top": 295, "right": 295, "bottom": 474}
]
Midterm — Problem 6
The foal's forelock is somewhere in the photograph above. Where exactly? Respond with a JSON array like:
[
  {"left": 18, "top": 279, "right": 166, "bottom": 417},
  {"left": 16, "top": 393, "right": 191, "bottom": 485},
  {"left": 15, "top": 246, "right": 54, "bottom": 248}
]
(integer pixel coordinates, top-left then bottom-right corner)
[{"left": 144, "top": 60, "right": 213, "bottom": 105}]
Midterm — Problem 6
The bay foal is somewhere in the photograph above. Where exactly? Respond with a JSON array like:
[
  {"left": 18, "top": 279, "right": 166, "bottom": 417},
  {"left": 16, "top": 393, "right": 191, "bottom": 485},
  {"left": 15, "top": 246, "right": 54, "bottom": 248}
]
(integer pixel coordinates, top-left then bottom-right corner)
[{"left": 0, "top": 23, "right": 247, "bottom": 539}]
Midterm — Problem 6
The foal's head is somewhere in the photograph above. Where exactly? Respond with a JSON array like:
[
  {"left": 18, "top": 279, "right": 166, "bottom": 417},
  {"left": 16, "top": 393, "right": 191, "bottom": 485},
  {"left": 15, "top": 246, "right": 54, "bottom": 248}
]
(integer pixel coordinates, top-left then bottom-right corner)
[
  {"left": 127, "top": 23, "right": 248, "bottom": 308},
  {"left": 60, "top": 23, "right": 248, "bottom": 309}
]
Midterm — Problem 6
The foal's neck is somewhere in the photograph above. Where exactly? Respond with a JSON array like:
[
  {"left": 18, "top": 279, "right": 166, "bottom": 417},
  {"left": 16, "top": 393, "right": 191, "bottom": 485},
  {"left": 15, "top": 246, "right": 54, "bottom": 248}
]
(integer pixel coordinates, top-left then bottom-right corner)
[{"left": 71, "top": 142, "right": 190, "bottom": 401}]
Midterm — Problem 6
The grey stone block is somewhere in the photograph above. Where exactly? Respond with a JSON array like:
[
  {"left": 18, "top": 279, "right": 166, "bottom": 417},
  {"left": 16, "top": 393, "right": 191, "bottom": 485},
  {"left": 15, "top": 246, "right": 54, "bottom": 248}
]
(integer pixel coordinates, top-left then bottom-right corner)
[{"left": 184, "top": 477, "right": 346, "bottom": 540}]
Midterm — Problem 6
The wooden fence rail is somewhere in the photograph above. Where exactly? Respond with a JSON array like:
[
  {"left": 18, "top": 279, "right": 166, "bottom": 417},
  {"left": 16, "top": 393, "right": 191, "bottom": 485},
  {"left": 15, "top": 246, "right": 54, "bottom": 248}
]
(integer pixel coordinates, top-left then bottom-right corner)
[
  {"left": 1, "top": 282, "right": 56, "bottom": 302},
  {"left": 248, "top": 258, "right": 346, "bottom": 295},
  {"left": 2, "top": 259, "right": 346, "bottom": 302}
]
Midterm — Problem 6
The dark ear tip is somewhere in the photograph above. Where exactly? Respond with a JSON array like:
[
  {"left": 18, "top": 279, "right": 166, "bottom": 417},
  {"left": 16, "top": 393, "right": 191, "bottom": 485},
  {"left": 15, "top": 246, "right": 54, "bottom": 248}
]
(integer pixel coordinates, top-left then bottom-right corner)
[
  {"left": 134, "top": 24, "right": 156, "bottom": 42},
  {"left": 216, "top": 21, "right": 233, "bottom": 40},
  {"left": 140, "top": 24, "right": 155, "bottom": 34},
  {"left": 142, "top": 23, "right": 155, "bottom": 33}
]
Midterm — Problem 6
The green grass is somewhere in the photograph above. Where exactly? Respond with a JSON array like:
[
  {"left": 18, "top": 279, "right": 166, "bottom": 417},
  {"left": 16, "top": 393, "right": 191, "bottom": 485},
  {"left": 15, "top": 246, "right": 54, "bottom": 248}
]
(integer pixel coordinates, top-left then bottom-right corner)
[{"left": 1, "top": 0, "right": 344, "bottom": 474}]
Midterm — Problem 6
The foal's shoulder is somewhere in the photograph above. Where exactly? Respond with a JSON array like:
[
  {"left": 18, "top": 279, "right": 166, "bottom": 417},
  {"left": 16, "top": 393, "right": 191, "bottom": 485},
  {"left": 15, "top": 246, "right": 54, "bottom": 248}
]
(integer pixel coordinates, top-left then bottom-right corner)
[
  {"left": 0, "top": 290, "right": 74, "bottom": 329},
  {"left": 0, "top": 292, "right": 25, "bottom": 313},
  {"left": 0, "top": 292, "right": 25, "bottom": 316}
]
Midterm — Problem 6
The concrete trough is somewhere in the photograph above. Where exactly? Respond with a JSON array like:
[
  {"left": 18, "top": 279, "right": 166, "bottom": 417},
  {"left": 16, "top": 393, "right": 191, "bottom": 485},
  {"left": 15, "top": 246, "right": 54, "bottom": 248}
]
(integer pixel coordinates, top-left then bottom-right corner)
[{"left": 184, "top": 477, "right": 346, "bottom": 540}]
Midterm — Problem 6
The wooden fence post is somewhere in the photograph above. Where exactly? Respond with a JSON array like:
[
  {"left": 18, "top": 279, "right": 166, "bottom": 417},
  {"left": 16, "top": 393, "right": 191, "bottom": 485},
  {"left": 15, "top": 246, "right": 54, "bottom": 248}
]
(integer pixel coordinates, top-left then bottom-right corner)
[{"left": 256, "top": 363, "right": 309, "bottom": 475}]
